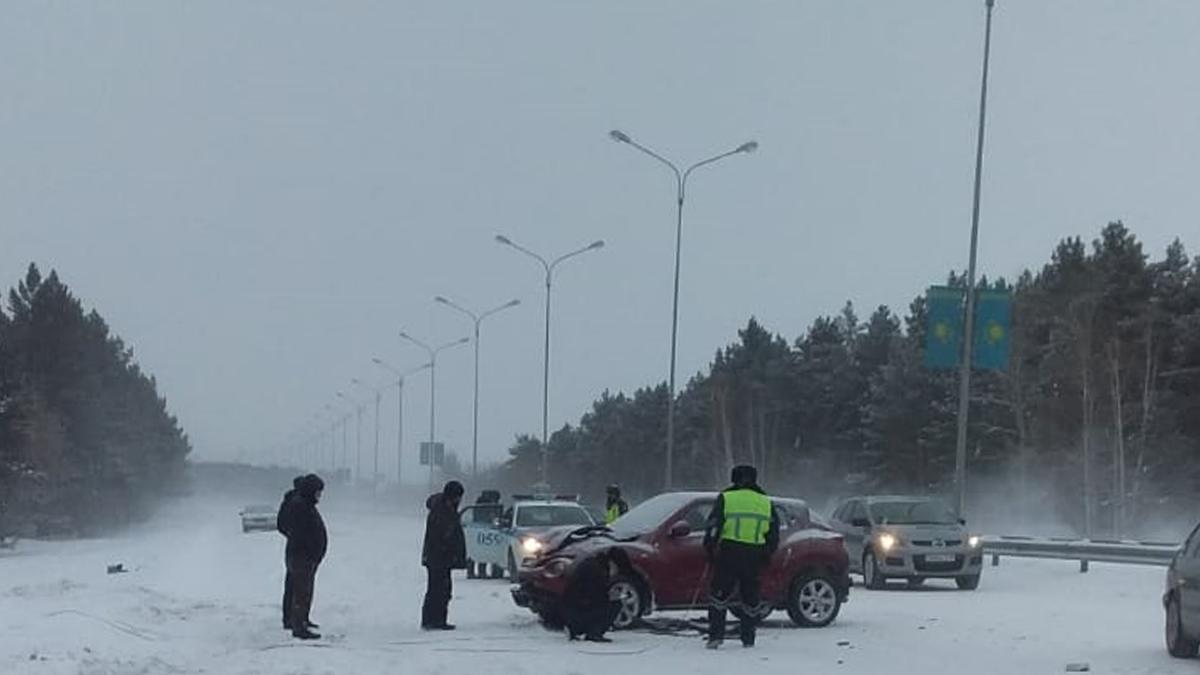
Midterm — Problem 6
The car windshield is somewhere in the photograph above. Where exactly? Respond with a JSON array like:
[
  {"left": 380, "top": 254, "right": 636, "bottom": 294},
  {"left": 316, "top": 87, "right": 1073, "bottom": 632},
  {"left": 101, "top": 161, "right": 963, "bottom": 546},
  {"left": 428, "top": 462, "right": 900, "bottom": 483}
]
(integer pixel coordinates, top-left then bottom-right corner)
[
  {"left": 869, "top": 500, "right": 958, "bottom": 525},
  {"left": 514, "top": 505, "right": 593, "bottom": 528},
  {"left": 607, "top": 494, "right": 691, "bottom": 538}
]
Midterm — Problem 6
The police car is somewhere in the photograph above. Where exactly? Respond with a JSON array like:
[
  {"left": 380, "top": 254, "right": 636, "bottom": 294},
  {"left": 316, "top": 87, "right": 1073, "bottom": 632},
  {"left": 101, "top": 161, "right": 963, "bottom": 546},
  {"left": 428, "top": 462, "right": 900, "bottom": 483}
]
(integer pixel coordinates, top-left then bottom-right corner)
[{"left": 460, "top": 493, "right": 597, "bottom": 581}]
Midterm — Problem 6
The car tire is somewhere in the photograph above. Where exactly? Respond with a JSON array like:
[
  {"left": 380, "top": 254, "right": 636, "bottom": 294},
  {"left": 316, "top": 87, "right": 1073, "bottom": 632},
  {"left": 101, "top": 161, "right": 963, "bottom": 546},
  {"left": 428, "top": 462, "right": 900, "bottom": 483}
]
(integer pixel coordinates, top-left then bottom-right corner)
[
  {"left": 490, "top": 564, "right": 505, "bottom": 580},
  {"left": 1167, "top": 594, "right": 1199, "bottom": 658},
  {"left": 863, "top": 552, "right": 886, "bottom": 590},
  {"left": 507, "top": 551, "right": 518, "bottom": 583},
  {"left": 608, "top": 576, "right": 645, "bottom": 630},
  {"left": 786, "top": 571, "right": 842, "bottom": 628},
  {"left": 955, "top": 574, "right": 981, "bottom": 590},
  {"left": 466, "top": 559, "right": 477, "bottom": 579}
]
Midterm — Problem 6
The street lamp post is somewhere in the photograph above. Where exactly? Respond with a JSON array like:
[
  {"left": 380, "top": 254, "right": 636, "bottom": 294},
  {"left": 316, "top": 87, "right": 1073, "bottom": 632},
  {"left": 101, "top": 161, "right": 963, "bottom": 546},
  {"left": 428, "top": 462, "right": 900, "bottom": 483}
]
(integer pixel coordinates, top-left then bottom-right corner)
[
  {"left": 609, "top": 129, "right": 758, "bottom": 490},
  {"left": 372, "top": 358, "right": 433, "bottom": 488},
  {"left": 952, "top": 0, "right": 997, "bottom": 517},
  {"left": 495, "top": 235, "right": 604, "bottom": 487},
  {"left": 434, "top": 296, "right": 521, "bottom": 478},
  {"left": 398, "top": 332, "right": 470, "bottom": 496},
  {"left": 351, "top": 378, "right": 381, "bottom": 487}
]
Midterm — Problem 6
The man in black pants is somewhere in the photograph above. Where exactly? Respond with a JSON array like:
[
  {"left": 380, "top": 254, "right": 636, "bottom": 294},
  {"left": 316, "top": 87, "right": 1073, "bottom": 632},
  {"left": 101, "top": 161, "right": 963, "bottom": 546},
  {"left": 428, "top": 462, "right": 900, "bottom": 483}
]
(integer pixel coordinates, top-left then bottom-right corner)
[
  {"left": 422, "top": 480, "right": 466, "bottom": 630},
  {"left": 287, "top": 474, "right": 327, "bottom": 640},
  {"left": 703, "top": 465, "right": 779, "bottom": 649},
  {"left": 277, "top": 475, "right": 304, "bottom": 631}
]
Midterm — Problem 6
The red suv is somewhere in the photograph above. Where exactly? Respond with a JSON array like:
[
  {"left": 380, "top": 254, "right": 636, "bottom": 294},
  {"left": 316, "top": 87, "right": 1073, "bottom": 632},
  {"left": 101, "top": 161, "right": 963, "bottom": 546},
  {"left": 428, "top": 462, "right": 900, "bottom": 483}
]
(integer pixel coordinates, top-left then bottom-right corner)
[{"left": 512, "top": 491, "right": 850, "bottom": 630}]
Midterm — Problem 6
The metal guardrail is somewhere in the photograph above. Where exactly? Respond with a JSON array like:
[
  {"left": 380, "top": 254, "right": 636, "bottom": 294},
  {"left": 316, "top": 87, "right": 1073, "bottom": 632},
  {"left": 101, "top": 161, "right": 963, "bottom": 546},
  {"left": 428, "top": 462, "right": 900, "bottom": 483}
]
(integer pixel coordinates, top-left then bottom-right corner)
[{"left": 981, "top": 535, "right": 1181, "bottom": 572}]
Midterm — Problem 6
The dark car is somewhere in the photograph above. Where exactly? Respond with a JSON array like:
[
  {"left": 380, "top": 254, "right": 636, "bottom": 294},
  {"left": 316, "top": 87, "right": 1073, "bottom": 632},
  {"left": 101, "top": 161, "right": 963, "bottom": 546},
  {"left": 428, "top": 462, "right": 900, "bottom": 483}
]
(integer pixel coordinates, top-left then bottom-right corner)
[
  {"left": 512, "top": 491, "right": 850, "bottom": 630},
  {"left": 1164, "top": 522, "right": 1200, "bottom": 658},
  {"left": 830, "top": 495, "right": 983, "bottom": 590}
]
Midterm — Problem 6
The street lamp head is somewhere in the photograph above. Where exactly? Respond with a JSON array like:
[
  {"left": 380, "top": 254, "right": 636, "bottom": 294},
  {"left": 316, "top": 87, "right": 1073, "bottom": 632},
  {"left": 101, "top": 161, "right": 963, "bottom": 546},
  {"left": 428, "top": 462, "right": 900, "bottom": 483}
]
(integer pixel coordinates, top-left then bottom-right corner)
[
  {"left": 495, "top": 234, "right": 512, "bottom": 246},
  {"left": 456, "top": 337, "right": 471, "bottom": 345},
  {"left": 371, "top": 357, "right": 384, "bottom": 365},
  {"left": 434, "top": 296, "right": 450, "bottom": 305},
  {"left": 609, "top": 129, "right": 631, "bottom": 144},
  {"left": 505, "top": 299, "right": 521, "bottom": 308},
  {"left": 399, "top": 330, "right": 411, "bottom": 340},
  {"left": 351, "top": 378, "right": 362, "bottom": 385},
  {"left": 737, "top": 141, "right": 759, "bottom": 154},
  {"left": 588, "top": 240, "right": 605, "bottom": 251}
]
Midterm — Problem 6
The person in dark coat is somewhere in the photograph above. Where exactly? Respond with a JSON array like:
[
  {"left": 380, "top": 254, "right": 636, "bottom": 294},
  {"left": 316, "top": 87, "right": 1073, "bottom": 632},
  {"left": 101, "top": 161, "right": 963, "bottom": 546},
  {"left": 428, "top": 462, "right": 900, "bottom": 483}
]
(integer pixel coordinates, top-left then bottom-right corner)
[
  {"left": 703, "top": 465, "right": 779, "bottom": 649},
  {"left": 421, "top": 480, "right": 467, "bottom": 630},
  {"left": 561, "top": 548, "right": 627, "bottom": 642},
  {"left": 277, "top": 475, "right": 305, "bottom": 630},
  {"left": 286, "top": 474, "right": 327, "bottom": 640}
]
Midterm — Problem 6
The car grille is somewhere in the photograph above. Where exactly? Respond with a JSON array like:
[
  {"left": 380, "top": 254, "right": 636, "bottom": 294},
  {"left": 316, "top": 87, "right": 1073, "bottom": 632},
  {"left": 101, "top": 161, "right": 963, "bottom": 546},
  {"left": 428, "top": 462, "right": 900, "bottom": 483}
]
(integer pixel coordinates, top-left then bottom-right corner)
[
  {"left": 912, "top": 539, "right": 962, "bottom": 547},
  {"left": 914, "top": 554, "right": 964, "bottom": 572}
]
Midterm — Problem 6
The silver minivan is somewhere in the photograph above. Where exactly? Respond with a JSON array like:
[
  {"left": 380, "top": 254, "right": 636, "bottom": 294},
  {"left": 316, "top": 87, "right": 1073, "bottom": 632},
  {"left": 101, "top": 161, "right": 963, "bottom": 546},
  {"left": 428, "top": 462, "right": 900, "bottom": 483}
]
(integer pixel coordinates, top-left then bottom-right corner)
[{"left": 830, "top": 496, "right": 983, "bottom": 590}]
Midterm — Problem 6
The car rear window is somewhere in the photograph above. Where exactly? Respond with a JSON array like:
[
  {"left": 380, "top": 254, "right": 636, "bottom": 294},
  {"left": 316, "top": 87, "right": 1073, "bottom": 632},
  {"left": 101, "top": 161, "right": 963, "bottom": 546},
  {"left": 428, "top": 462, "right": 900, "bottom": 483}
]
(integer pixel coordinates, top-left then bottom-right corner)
[{"left": 514, "top": 505, "right": 593, "bottom": 528}]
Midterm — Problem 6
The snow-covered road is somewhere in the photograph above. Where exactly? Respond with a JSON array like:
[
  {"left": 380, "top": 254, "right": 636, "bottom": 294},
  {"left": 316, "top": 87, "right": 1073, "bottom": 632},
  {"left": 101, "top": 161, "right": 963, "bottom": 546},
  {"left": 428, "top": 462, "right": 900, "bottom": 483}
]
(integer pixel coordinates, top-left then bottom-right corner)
[{"left": 0, "top": 494, "right": 1188, "bottom": 675}]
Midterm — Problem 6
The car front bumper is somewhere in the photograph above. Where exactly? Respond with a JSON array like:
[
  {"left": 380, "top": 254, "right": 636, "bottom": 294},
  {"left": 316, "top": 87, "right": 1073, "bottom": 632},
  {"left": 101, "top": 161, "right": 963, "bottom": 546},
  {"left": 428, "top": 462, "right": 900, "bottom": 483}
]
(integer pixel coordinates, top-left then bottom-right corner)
[{"left": 878, "top": 548, "right": 984, "bottom": 577}]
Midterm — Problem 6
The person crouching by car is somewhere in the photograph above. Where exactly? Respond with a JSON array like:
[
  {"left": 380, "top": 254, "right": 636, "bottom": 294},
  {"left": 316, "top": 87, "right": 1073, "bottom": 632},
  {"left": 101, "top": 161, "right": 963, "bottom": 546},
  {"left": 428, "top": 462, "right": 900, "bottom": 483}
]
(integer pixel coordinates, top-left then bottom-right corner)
[
  {"left": 562, "top": 549, "right": 632, "bottom": 642},
  {"left": 422, "top": 480, "right": 467, "bottom": 630}
]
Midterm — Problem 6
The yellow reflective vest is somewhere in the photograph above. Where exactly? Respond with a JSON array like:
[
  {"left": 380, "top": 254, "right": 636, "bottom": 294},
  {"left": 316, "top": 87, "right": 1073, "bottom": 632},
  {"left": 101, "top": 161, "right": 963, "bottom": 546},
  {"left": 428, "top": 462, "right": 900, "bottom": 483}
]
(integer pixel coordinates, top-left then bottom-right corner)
[{"left": 719, "top": 489, "right": 771, "bottom": 546}]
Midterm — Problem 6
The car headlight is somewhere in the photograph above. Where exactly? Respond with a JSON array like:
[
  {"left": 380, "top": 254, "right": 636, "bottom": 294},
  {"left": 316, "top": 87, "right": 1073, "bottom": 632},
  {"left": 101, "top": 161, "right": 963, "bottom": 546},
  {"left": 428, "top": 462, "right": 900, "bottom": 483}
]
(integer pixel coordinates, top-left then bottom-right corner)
[
  {"left": 544, "top": 558, "right": 569, "bottom": 578},
  {"left": 877, "top": 533, "right": 898, "bottom": 552},
  {"left": 521, "top": 537, "right": 543, "bottom": 555},
  {"left": 968, "top": 535, "right": 981, "bottom": 549}
]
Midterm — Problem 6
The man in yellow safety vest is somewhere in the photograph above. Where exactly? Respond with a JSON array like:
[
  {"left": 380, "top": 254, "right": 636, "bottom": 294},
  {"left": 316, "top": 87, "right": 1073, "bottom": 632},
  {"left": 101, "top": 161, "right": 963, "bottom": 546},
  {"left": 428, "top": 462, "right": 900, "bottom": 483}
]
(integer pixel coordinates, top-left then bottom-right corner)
[
  {"left": 604, "top": 484, "right": 629, "bottom": 525},
  {"left": 703, "top": 464, "right": 779, "bottom": 649}
]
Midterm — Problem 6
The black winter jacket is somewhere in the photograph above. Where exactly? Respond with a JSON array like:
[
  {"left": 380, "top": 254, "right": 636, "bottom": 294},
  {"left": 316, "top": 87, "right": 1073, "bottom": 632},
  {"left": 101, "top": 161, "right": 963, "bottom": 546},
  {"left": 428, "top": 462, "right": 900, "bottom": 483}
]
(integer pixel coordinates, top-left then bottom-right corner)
[
  {"left": 285, "top": 492, "right": 327, "bottom": 565},
  {"left": 422, "top": 493, "right": 466, "bottom": 569}
]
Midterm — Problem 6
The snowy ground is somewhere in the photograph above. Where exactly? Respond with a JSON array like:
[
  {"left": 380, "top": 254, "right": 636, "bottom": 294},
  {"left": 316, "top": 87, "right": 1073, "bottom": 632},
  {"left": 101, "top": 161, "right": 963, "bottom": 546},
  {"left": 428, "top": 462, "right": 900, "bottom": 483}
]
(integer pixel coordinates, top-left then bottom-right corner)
[{"left": 0, "top": 493, "right": 1190, "bottom": 675}]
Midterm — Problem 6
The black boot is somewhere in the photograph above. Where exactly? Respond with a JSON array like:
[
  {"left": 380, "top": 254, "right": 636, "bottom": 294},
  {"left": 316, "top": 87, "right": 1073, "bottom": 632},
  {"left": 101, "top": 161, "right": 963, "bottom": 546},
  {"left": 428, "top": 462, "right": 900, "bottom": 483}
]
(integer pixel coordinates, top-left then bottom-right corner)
[{"left": 292, "top": 628, "right": 321, "bottom": 640}]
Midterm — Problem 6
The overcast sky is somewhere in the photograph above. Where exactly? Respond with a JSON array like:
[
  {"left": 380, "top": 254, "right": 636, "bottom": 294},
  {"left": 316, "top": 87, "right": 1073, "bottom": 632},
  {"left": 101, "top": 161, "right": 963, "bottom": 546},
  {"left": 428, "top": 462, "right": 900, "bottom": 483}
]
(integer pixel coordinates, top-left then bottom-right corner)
[{"left": 3, "top": 1, "right": 1198, "bottom": 479}]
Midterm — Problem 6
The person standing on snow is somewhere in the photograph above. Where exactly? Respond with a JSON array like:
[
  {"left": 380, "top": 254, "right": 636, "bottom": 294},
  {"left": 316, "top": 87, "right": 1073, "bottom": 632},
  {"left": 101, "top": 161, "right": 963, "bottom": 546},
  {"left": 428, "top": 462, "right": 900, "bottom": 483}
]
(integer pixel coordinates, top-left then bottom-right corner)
[
  {"left": 422, "top": 480, "right": 467, "bottom": 630},
  {"left": 277, "top": 475, "right": 304, "bottom": 631},
  {"left": 604, "top": 484, "right": 629, "bottom": 525},
  {"left": 703, "top": 465, "right": 779, "bottom": 649},
  {"left": 286, "top": 474, "right": 327, "bottom": 640}
]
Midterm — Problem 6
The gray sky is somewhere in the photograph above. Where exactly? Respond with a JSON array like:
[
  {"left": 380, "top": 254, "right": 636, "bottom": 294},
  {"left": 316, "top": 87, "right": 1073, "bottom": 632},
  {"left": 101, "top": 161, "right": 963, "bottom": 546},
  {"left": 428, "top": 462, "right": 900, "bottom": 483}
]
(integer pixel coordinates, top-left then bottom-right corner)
[{"left": 3, "top": 1, "right": 1198, "bottom": 478}]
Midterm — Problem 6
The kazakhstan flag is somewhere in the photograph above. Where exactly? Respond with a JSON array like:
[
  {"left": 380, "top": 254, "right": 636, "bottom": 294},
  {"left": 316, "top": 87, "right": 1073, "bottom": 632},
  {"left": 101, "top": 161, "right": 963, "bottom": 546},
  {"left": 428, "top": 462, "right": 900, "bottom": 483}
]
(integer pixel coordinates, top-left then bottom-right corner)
[
  {"left": 925, "top": 286, "right": 964, "bottom": 370},
  {"left": 972, "top": 290, "right": 1012, "bottom": 370}
]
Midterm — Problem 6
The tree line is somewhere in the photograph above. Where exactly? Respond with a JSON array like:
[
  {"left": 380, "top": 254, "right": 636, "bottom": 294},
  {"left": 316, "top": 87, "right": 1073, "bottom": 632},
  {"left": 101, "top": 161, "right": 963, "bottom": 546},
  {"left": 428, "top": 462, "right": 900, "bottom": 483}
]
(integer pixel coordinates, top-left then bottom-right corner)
[
  {"left": 0, "top": 264, "right": 191, "bottom": 536},
  {"left": 480, "top": 222, "right": 1200, "bottom": 538}
]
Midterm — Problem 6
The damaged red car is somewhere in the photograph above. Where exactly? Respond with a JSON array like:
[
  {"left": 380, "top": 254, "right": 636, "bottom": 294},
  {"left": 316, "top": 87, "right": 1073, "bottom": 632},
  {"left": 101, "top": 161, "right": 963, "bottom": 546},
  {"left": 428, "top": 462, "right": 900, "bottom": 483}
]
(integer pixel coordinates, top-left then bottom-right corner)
[{"left": 512, "top": 491, "right": 850, "bottom": 630}]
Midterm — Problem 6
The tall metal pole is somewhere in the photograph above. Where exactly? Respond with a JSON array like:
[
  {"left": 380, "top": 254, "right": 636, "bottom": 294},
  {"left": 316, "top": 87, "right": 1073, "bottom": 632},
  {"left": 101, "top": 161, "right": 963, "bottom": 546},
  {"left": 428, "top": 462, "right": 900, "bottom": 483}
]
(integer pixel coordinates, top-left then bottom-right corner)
[
  {"left": 666, "top": 181, "right": 684, "bottom": 491},
  {"left": 541, "top": 270, "right": 552, "bottom": 483},
  {"left": 472, "top": 322, "right": 481, "bottom": 477},
  {"left": 341, "top": 414, "right": 348, "bottom": 478},
  {"left": 355, "top": 405, "right": 362, "bottom": 484},
  {"left": 428, "top": 352, "right": 437, "bottom": 496},
  {"left": 434, "top": 297, "right": 520, "bottom": 479},
  {"left": 954, "top": 0, "right": 996, "bottom": 517},
  {"left": 373, "top": 391, "right": 381, "bottom": 486},
  {"left": 495, "top": 236, "right": 603, "bottom": 488},
  {"left": 397, "top": 378, "right": 404, "bottom": 485},
  {"left": 609, "top": 131, "right": 757, "bottom": 490}
]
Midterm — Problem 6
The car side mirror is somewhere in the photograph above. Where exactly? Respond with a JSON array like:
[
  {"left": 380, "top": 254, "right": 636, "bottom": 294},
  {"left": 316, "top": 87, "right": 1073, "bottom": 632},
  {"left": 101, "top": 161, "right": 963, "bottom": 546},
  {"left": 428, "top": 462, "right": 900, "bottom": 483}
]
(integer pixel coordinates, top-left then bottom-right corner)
[
  {"left": 851, "top": 517, "right": 871, "bottom": 528},
  {"left": 668, "top": 521, "right": 691, "bottom": 538}
]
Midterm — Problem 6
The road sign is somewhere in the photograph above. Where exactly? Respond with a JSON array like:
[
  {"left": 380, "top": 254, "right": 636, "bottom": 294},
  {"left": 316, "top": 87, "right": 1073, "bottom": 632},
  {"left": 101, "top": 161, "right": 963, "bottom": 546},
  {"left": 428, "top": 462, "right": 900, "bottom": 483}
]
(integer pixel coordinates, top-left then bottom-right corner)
[{"left": 420, "top": 442, "right": 445, "bottom": 467}]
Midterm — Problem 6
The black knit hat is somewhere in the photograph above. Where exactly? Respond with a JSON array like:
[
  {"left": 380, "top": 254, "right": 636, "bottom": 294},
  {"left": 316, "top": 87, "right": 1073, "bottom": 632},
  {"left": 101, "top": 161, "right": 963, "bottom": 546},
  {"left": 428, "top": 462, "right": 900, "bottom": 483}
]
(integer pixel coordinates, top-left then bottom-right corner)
[
  {"left": 443, "top": 480, "right": 465, "bottom": 498},
  {"left": 731, "top": 465, "right": 757, "bottom": 487},
  {"left": 299, "top": 473, "right": 325, "bottom": 497}
]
